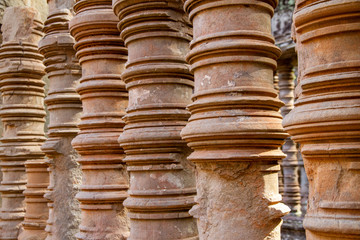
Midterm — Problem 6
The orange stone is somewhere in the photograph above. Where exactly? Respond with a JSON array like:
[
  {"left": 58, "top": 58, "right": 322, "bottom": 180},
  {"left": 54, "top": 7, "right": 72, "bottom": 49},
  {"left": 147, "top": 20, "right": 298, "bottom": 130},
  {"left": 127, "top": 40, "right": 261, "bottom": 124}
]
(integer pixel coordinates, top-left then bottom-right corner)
[
  {"left": 283, "top": 0, "right": 360, "bottom": 239},
  {"left": 113, "top": 0, "right": 198, "bottom": 239},
  {"left": 181, "top": 0, "right": 290, "bottom": 239},
  {"left": 69, "top": 0, "right": 130, "bottom": 239},
  {"left": 0, "top": 6, "right": 48, "bottom": 240},
  {"left": 39, "top": 2, "right": 82, "bottom": 239}
]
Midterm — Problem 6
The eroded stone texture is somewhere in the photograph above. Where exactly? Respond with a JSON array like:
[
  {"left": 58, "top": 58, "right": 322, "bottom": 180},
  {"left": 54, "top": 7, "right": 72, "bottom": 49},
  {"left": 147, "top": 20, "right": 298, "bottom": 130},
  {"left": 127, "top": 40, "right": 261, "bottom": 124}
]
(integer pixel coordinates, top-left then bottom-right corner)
[
  {"left": 69, "top": 0, "right": 129, "bottom": 239},
  {"left": 283, "top": 0, "right": 360, "bottom": 239},
  {"left": 38, "top": 1, "right": 82, "bottom": 239},
  {"left": 181, "top": 0, "right": 290, "bottom": 239},
  {"left": 0, "top": 0, "right": 48, "bottom": 24},
  {"left": 113, "top": 1, "right": 198, "bottom": 239},
  {"left": 0, "top": 6, "right": 48, "bottom": 240}
]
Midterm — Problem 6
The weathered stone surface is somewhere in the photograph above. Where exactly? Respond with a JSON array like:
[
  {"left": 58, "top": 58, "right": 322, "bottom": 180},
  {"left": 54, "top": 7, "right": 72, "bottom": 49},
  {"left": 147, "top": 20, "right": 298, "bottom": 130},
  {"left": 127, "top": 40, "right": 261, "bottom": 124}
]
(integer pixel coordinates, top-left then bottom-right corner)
[
  {"left": 0, "top": 0, "right": 48, "bottom": 24},
  {"left": 113, "top": 1, "right": 198, "bottom": 239},
  {"left": 0, "top": 6, "right": 48, "bottom": 240},
  {"left": 284, "top": 0, "right": 360, "bottom": 239},
  {"left": 181, "top": 0, "right": 290, "bottom": 239},
  {"left": 38, "top": 2, "right": 82, "bottom": 239},
  {"left": 69, "top": 0, "right": 129, "bottom": 239}
]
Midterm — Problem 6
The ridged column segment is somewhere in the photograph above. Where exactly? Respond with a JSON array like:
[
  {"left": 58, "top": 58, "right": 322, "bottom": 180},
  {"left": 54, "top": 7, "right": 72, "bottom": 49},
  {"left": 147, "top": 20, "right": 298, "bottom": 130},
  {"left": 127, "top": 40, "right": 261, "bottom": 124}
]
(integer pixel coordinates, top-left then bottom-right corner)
[
  {"left": 274, "top": 73, "right": 284, "bottom": 197},
  {"left": 181, "top": 0, "right": 290, "bottom": 239},
  {"left": 283, "top": 0, "right": 360, "bottom": 239},
  {"left": 38, "top": 2, "right": 82, "bottom": 239},
  {"left": 112, "top": 0, "right": 198, "bottom": 239},
  {"left": 0, "top": 7, "right": 48, "bottom": 240},
  {"left": 278, "top": 59, "right": 301, "bottom": 216},
  {"left": 69, "top": 0, "right": 130, "bottom": 239}
]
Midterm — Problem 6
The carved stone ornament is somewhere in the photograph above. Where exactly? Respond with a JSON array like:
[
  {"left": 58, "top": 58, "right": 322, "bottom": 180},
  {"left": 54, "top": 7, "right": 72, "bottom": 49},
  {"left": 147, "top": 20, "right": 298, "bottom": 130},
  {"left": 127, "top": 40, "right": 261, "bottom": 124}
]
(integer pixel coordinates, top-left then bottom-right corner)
[
  {"left": 69, "top": 0, "right": 130, "bottom": 238},
  {"left": 113, "top": 0, "right": 198, "bottom": 239},
  {"left": 39, "top": 2, "right": 82, "bottom": 239},
  {"left": 0, "top": 6, "right": 48, "bottom": 240},
  {"left": 181, "top": 0, "right": 290, "bottom": 239},
  {"left": 284, "top": 0, "right": 360, "bottom": 239}
]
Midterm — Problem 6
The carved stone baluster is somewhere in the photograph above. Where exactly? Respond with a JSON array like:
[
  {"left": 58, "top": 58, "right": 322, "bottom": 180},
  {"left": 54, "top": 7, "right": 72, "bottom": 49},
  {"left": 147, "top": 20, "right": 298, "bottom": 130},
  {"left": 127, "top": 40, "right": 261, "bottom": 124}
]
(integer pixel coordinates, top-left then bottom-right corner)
[
  {"left": 39, "top": 3, "right": 82, "bottom": 239},
  {"left": 181, "top": 0, "right": 290, "bottom": 239},
  {"left": 69, "top": 0, "right": 129, "bottom": 239},
  {"left": 284, "top": 0, "right": 360, "bottom": 239},
  {"left": 0, "top": 7, "right": 48, "bottom": 240},
  {"left": 112, "top": 0, "right": 198, "bottom": 239},
  {"left": 278, "top": 59, "right": 301, "bottom": 216},
  {"left": 278, "top": 59, "right": 305, "bottom": 239}
]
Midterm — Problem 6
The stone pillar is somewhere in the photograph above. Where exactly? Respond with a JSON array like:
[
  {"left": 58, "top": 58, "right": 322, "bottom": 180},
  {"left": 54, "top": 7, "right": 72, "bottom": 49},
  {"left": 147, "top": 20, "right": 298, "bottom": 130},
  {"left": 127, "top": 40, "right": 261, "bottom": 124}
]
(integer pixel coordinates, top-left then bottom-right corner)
[
  {"left": 112, "top": 1, "right": 198, "bottom": 239},
  {"left": 283, "top": 0, "right": 360, "bottom": 239},
  {"left": 278, "top": 59, "right": 301, "bottom": 216},
  {"left": 181, "top": 0, "right": 290, "bottom": 239},
  {"left": 0, "top": 7, "right": 48, "bottom": 240},
  {"left": 69, "top": 0, "right": 129, "bottom": 239},
  {"left": 38, "top": 2, "right": 82, "bottom": 239},
  {"left": 278, "top": 59, "right": 305, "bottom": 240}
]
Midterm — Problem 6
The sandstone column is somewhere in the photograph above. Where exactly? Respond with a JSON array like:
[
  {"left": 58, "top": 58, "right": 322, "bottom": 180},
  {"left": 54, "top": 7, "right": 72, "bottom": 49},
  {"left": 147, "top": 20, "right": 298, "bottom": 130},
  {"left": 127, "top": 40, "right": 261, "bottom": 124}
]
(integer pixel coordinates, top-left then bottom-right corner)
[
  {"left": 278, "top": 59, "right": 301, "bottom": 216},
  {"left": 283, "top": 0, "right": 360, "bottom": 239},
  {"left": 39, "top": 2, "right": 82, "bottom": 239},
  {"left": 69, "top": 0, "right": 129, "bottom": 239},
  {"left": 278, "top": 58, "right": 304, "bottom": 239},
  {"left": 181, "top": 0, "right": 290, "bottom": 239},
  {"left": 0, "top": 7, "right": 48, "bottom": 240},
  {"left": 112, "top": 0, "right": 198, "bottom": 239}
]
